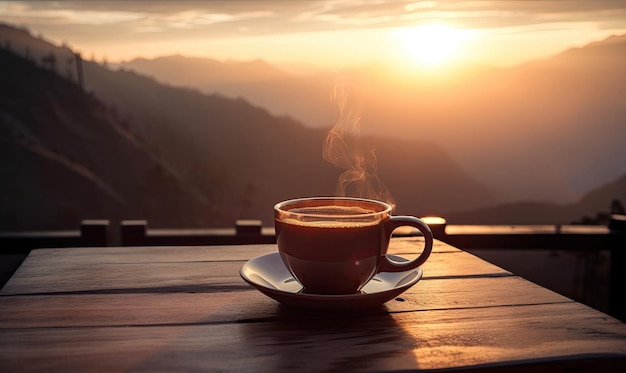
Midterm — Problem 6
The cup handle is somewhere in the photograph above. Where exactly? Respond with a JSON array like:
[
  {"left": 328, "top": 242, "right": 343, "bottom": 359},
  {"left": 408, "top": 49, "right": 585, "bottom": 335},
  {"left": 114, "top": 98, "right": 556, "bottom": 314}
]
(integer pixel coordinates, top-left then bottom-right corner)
[{"left": 379, "top": 216, "right": 433, "bottom": 273}]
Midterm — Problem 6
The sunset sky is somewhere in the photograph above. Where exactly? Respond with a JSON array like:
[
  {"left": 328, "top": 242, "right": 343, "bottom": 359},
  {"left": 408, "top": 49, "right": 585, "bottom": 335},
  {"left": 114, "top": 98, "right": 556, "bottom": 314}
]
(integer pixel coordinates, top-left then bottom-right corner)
[{"left": 1, "top": 1, "right": 626, "bottom": 69}]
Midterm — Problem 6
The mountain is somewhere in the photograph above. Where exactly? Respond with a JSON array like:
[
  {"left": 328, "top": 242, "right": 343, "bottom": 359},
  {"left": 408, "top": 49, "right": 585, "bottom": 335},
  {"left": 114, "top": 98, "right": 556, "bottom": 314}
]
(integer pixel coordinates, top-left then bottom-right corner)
[
  {"left": 117, "top": 33, "right": 626, "bottom": 206},
  {"left": 0, "top": 48, "right": 224, "bottom": 229},
  {"left": 445, "top": 172, "right": 626, "bottom": 224},
  {"left": 345, "top": 35, "right": 626, "bottom": 205},
  {"left": 440, "top": 34, "right": 626, "bottom": 201},
  {"left": 119, "top": 55, "right": 337, "bottom": 128},
  {"left": 0, "top": 24, "right": 493, "bottom": 230}
]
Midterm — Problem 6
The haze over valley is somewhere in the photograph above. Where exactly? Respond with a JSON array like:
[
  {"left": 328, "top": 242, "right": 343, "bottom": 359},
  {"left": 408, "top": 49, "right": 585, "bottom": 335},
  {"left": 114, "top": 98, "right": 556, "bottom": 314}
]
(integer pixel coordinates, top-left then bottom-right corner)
[{"left": 117, "top": 35, "right": 626, "bottom": 205}]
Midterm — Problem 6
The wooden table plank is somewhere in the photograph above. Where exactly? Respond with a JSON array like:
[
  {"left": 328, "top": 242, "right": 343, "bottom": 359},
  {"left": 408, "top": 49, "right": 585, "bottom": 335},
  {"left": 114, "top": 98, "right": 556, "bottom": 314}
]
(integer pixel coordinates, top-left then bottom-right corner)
[
  {"left": 1, "top": 241, "right": 508, "bottom": 295},
  {"left": 2, "top": 236, "right": 448, "bottom": 268},
  {"left": 1, "top": 302, "right": 624, "bottom": 372},
  {"left": 0, "top": 276, "right": 572, "bottom": 328}
]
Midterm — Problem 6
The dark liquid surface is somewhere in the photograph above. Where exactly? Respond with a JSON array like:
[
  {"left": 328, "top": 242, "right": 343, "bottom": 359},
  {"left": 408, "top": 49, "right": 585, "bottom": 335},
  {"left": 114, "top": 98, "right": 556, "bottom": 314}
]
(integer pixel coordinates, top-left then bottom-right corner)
[
  {"left": 285, "top": 205, "right": 377, "bottom": 217},
  {"left": 275, "top": 218, "right": 381, "bottom": 261}
]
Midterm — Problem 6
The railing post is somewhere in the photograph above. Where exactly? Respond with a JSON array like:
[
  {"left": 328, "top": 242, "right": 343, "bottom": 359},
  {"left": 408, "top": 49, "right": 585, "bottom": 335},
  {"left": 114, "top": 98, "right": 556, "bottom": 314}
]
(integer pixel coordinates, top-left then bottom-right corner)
[
  {"left": 80, "top": 219, "right": 110, "bottom": 247},
  {"left": 608, "top": 214, "right": 626, "bottom": 321},
  {"left": 121, "top": 220, "right": 148, "bottom": 246},
  {"left": 421, "top": 217, "right": 447, "bottom": 240},
  {"left": 235, "top": 220, "right": 262, "bottom": 236}
]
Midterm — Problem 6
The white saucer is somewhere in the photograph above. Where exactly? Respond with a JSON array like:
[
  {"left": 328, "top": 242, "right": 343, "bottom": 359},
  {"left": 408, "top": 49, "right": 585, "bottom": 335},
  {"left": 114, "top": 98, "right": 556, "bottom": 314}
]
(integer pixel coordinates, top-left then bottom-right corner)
[{"left": 239, "top": 252, "right": 423, "bottom": 310}]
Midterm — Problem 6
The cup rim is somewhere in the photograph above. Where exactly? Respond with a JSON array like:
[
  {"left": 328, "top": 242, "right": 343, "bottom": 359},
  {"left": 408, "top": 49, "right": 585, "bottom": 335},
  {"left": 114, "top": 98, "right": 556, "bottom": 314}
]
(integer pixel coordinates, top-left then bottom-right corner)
[{"left": 274, "top": 197, "right": 392, "bottom": 218}]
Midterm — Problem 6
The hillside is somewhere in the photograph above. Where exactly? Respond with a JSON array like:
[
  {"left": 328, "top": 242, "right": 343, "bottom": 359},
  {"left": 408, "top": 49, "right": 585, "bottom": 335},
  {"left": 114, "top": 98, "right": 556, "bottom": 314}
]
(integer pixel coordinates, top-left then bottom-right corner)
[
  {"left": 119, "top": 55, "right": 336, "bottom": 128},
  {"left": 447, "top": 34, "right": 626, "bottom": 200},
  {"left": 349, "top": 34, "right": 626, "bottom": 204},
  {"left": 0, "top": 48, "right": 224, "bottom": 229}
]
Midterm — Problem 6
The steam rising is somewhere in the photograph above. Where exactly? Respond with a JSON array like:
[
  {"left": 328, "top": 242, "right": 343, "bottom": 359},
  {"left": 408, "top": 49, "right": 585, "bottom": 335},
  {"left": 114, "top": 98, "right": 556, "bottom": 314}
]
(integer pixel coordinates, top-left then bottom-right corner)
[{"left": 323, "top": 76, "right": 395, "bottom": 208}]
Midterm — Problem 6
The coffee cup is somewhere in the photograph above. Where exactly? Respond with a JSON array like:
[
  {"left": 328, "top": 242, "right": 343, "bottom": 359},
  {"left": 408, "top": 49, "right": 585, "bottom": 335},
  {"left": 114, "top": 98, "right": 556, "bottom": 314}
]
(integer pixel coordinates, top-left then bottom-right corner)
[{"left": 274, "top": 197, "right": 433, "bottom": 295}]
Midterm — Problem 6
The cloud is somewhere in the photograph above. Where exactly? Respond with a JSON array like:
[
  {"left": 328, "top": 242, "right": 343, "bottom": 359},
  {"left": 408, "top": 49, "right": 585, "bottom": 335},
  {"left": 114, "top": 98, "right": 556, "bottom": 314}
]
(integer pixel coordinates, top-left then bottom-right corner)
[
  {"left": 2, "top": 0, "right": 626, "bottom": 36},
  {"left": 1, "top": 0, "right": 624, "bottom": 66}
]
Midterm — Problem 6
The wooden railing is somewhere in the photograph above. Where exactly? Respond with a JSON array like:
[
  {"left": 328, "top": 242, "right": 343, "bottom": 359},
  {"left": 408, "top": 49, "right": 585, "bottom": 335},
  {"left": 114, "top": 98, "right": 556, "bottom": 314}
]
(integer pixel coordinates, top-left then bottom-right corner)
[
  {"left": 3, "top": 216, "right": 622, "bottom": 250},
  {"left": 0, "top": 219, "right": 110, "bottom": 253},
  {"left": 119, "top": 220, "right": 276, "bottom": 246}
]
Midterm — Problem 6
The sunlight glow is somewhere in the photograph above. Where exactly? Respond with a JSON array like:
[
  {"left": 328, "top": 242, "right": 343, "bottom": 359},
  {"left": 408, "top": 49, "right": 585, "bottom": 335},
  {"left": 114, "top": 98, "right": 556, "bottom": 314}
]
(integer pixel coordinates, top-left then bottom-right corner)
[
  {"left": 394, "top": 24, "right": 465, "bottom": 66},
  {"left": 421, "top": 216, "right": 447, "bottom": 225}
]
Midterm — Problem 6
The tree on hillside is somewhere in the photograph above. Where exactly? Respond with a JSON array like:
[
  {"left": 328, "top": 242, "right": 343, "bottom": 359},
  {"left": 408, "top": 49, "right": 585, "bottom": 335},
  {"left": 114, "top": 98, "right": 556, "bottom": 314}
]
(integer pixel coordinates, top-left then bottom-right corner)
[
  {"left": 611, "top": 199, "right": 625, "bottom": 215},
  {"left": 574, "top": 198, "right": 625, "bottom": 225}
]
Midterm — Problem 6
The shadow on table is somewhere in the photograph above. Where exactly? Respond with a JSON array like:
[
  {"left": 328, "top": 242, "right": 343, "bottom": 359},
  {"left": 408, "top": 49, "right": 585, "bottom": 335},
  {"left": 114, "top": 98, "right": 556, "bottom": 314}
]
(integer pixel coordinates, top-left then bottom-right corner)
[{"left": 236, "top": 306, "right": 420, "bottom": 372}]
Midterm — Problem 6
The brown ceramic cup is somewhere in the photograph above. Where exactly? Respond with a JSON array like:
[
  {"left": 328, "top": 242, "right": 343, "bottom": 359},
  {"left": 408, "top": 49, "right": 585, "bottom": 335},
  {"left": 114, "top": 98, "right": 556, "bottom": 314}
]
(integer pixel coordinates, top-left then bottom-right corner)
[{"left": 274, "top": 197, "right": 433, "bottom": 295}]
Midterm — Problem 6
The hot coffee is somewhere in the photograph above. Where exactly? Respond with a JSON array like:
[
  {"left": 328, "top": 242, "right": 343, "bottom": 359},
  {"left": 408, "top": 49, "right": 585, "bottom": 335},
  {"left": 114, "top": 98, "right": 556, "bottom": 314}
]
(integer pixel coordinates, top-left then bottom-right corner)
[{"left": 274, "top": 197, "right": 433, "bottom": 295}]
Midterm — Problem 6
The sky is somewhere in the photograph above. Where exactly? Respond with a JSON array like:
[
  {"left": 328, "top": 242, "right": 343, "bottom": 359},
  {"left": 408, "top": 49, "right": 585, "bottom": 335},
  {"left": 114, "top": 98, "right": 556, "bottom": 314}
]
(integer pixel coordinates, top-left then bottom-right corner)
[{"left": 1, "top": 1, "right": 626, "bottom": 69}]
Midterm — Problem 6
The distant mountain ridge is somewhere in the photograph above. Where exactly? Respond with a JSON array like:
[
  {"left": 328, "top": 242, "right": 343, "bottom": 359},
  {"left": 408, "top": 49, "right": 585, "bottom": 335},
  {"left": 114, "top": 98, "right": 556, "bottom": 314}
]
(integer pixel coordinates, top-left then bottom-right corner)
[
  {"left": 446, "top": 172, "right": 626, "bottom": 225},
  {"left": 118, "top": 54, "right": 336, "bottom": 128},
  {"left": 126, "top": 55, "right": 287, "bottom": 84}
]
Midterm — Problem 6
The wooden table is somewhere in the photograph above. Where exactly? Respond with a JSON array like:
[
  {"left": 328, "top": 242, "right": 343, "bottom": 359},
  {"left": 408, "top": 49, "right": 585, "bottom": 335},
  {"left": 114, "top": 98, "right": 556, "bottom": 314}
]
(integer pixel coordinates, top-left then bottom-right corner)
[{"left": 1, "top": 238, "right": 625, "bottom": 372}]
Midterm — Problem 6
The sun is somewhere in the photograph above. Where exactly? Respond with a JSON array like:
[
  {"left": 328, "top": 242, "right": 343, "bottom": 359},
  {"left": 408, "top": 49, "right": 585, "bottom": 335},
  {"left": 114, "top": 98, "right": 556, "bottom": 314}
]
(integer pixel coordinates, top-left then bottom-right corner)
[{"left": 394, "top": 24, "right": 464, "bottom": 66}]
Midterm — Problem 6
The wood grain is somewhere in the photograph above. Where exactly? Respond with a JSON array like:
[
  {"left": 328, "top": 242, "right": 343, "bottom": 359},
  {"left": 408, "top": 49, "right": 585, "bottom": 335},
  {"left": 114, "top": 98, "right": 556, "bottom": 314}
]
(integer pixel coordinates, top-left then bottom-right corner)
[
  {"left": 1, "top": 240, "right": 506, "bottom": 296},
  {"left": 1, "top": 303, "right": 624, "bottom": 372},
  {"left": 0, "top": 276, "right": 571, "bottom": 328}
]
